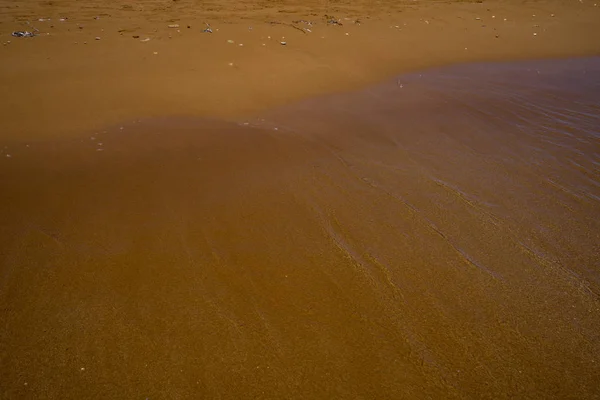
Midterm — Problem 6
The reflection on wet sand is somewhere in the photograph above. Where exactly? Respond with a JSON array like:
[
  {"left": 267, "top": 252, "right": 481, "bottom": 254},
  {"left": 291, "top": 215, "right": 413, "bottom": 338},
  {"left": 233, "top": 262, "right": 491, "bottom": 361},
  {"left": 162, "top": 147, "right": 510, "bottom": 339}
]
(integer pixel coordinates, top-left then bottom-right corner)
[{"left": 1, "top": 58, "right": 599, "bottom": 398}]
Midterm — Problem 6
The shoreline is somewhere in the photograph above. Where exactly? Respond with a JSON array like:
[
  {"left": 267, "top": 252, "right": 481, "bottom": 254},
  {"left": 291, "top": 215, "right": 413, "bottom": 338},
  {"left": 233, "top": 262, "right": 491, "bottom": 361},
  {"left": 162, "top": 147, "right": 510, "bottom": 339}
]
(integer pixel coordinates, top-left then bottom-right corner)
[
  {"left": 1, "top": 0, "right": 599, "bottom": 141},
  {"left": 1, "top": 56, "right": 599, "bottom": 399}
]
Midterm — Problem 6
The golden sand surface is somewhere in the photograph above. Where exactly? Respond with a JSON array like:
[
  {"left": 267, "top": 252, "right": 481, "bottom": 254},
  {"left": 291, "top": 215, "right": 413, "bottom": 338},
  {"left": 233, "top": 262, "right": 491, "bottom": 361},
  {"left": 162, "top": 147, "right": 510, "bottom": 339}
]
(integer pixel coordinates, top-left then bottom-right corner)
[{"left": 1, "top": 1, "right": 600, "bottom": 399}]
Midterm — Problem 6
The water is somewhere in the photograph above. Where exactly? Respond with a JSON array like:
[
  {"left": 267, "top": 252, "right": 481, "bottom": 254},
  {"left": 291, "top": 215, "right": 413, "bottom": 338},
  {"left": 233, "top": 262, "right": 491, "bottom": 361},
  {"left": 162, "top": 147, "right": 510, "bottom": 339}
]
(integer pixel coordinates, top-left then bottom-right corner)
[{"left": 1, "top": 58, "right": 599, "bottom": 398}]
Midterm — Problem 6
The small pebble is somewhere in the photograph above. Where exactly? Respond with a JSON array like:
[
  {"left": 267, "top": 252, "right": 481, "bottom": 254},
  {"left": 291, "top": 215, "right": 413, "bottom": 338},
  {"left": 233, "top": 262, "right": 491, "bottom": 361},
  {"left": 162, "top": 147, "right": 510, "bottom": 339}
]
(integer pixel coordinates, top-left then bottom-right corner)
[
  {"left": 533, "top": 32, "right": 538, "bottom": 36},
  {"left": 95, "top": 36, "right": 101, "bottom": 40},
  {"left": 280, "top": 41, "right": 287, "bottom": 45},
  {"left": 227, "top": 39, "right": 234, "bottom": 44},
  {"left": 153, "top": 51, "right": 158, "bottom": 55}
]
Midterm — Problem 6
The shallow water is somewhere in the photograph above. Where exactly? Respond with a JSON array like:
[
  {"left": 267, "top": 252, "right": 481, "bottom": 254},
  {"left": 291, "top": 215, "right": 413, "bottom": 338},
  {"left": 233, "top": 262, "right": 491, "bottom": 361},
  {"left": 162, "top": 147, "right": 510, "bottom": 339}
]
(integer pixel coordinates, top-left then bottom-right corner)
[{"left": 1, "top": 58, "right": 599, "bottom": 399}]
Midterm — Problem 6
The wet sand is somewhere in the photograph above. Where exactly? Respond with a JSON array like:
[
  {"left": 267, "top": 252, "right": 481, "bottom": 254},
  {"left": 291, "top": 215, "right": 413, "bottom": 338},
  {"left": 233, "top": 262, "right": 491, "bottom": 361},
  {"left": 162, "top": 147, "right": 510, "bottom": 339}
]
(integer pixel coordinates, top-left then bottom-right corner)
[
  {"left": 2, "top": 0, "right": 600, "bottom": 398},
  {"left": 1, "top": 57, "right": 600, "bottom": 398}
]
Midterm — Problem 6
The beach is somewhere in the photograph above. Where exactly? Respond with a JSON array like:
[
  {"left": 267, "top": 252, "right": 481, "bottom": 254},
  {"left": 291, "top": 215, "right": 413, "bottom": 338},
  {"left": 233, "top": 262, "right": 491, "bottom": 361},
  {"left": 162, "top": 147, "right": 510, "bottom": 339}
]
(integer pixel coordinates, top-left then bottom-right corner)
[
  {"left": 1, "top": 1, "right": 600, "bottom": 399},
  {"left": 1, "top": 0, "right": 599, "bottom": 140}
]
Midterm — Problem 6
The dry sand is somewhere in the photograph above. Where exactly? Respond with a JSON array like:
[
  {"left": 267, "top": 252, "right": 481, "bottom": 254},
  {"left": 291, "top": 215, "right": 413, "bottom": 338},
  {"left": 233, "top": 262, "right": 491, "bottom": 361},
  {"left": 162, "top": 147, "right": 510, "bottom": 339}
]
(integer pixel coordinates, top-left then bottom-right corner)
[
  {"left": 1, "top": 1, "right": 600, "bottom": 399},
  {"left": 0, "top": 0, "right": 599, "bottom": 140}
]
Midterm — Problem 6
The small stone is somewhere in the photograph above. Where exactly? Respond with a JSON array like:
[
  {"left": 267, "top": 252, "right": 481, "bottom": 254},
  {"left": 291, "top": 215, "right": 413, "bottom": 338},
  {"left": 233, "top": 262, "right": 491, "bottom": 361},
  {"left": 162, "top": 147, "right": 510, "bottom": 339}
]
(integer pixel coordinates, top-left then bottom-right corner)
[
  {"left": 533, "top": 32, "right": 538, "bottom": 36},
  {"left": 6, "top": 154, "right": 11, "bottom": 158},
  {"left": 227, "top": 39, "right": 234, "bottom": 44},
  {"left": 228, "top": 62, "right": 234, "bottom": 66},
  {"left": 133, "top": 35, "right": 140, "bottom": 38},
  {"left": 280, "top": 41, "right": 287, "bottom": 45},
  {"left": 238, "top": 43, "right": 244, "bottom": 47},
  {"left": 95, "top": 36, "right": 101, "bottom": 40},
  {"left": 140, "top": 38, "right": 151, "bottom": 42},
  {"left": 168, "top": 24, "right": 180, "bottom": 28}
]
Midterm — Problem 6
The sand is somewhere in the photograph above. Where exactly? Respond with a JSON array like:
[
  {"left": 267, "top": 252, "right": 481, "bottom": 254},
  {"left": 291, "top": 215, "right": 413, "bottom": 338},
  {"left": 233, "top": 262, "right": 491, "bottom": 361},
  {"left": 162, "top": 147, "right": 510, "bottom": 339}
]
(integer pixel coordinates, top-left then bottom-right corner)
[
  {"left": 1, "top": 1, "right": 600, "bottom": 399},
  {"left": 0, "top": 0, "right": 599, "bottom": 140}
]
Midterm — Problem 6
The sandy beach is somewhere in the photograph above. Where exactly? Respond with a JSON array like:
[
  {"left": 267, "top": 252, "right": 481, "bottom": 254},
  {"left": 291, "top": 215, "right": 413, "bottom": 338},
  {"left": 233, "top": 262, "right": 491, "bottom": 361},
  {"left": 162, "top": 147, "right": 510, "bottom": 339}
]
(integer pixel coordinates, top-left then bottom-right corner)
[
  {"left": 1, "top": 1, "right": 600, "bottom": 399},
  {"left": 1, "top": 0, "right": 599, "bottom": 140}
]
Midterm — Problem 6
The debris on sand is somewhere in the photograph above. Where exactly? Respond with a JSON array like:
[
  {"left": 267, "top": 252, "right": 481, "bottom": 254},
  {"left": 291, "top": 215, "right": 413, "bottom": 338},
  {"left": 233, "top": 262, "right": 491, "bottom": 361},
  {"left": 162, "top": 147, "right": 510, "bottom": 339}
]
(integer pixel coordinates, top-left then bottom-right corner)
[
  {"left": 325, "top": 15, "right": 343, "bottom": 25},
  {"left": 203, "top": 23, "right": 213, "bottom": 33},
  {"left": 168, "top": 24, "right": 180, "bottom": 28},
  {"left": 12, "top": 31, "right": 36, "bottom": 38}
]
